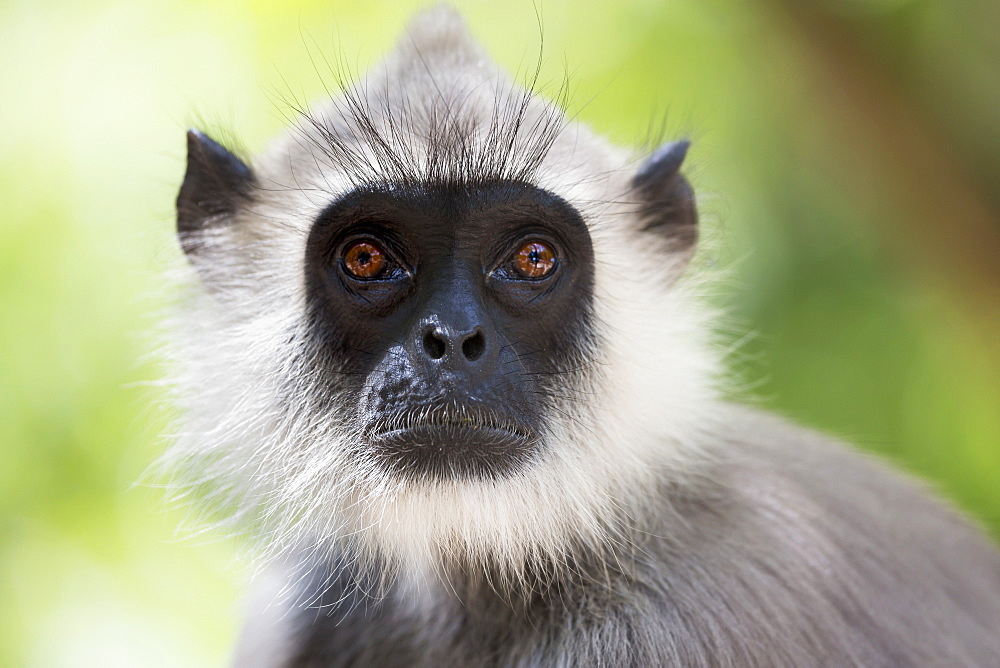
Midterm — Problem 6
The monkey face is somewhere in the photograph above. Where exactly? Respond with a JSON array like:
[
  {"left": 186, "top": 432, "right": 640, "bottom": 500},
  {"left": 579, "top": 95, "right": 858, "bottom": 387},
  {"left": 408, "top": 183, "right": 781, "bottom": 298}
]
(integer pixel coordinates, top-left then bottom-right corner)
[
  {"left": 165, "top": 10, "right": 717, "bottom": 573},
  {"left": 303, "top": 182, "right": 595, "bottom": 479}
]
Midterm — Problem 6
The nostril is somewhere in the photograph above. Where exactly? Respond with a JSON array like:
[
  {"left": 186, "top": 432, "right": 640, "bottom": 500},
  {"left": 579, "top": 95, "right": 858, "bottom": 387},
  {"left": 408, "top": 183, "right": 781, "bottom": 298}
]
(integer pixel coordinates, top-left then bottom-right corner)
[
  {"left": 423, "top": 329, "right": 446, "bottom": 360},
  {"left": 461, "top": 331, "right": 485, "bottom": 362}
]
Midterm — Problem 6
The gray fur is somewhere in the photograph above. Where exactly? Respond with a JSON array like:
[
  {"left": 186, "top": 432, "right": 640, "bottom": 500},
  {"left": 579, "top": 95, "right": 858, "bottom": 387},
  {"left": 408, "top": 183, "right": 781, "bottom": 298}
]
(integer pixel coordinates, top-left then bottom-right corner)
[
  {"left": 241, "top": 407, "right": 1000, "bottom": 667},
  {"left": 165, "top": 7, "right": 1000, "bottom": 667}
]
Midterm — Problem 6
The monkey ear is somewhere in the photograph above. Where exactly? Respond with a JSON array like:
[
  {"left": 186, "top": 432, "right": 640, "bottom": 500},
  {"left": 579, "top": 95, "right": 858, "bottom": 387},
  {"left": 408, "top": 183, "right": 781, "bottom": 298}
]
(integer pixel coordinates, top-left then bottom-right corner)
[
  {"left": 630, "top": 140, "right": 697, "bottom": 254},
  {"left": 176, "top": 129, "right": 255, "bottom": 257}
]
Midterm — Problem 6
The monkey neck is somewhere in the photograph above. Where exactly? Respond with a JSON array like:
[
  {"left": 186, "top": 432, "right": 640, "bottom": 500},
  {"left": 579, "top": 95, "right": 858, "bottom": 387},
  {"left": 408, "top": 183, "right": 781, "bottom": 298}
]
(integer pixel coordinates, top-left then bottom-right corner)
[
  {"left": 293, "top": 466, "right": 722, "bottom": 613},
  {"left": 296, "top": 538, "right": 638, "bottom": 627},
  {"left": 287, "top": 536, "right": 648, "bottom": 666},
  {"left": 285, "top": 473, "right": 730, "bottom": 662},
  {"left": 293, "top": 508, "right": 657, "bottom": 620}
]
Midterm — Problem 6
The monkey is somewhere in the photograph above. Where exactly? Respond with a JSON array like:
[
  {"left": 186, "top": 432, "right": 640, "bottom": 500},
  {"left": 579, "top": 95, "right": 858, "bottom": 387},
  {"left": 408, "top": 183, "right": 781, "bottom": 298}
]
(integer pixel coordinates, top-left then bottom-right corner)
[{"left": 163, "top": 6, "right": 1000, "bottom": 667}]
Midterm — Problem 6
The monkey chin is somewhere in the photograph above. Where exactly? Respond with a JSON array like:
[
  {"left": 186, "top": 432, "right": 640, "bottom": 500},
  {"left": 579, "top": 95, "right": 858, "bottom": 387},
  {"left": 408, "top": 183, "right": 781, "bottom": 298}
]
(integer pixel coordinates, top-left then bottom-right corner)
[{"left": 364, "top": 403, "right": 540, "bottom": 480}]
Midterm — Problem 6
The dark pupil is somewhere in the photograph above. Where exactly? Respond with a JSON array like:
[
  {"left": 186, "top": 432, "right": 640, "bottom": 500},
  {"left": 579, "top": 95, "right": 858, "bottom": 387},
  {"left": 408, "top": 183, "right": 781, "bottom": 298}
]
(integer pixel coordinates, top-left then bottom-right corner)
[
  {"left": 357, "top": 251, "right": 372, "bottom": 265},
  {"left": 528, "top": 250, "right": 541, "bottom": 264}
]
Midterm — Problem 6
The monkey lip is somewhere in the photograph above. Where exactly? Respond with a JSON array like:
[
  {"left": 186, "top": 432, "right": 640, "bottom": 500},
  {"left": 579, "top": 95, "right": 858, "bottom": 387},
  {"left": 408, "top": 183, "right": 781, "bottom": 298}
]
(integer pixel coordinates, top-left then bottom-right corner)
[
  {"left": 373, "top": 423, "right": 532, "bottom": 447},
  {"left": 365, "top": 406, "right": 538, "bottom": 478},
  {"left": 367, "top": 404, "right": 534, "bottom": 442}
]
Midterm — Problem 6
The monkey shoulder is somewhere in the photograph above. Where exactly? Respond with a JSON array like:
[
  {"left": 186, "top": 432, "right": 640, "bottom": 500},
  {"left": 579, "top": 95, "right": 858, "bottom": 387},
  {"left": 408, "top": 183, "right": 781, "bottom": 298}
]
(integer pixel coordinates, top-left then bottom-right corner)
[{"left": 631, "top": 404, "right": 1000, "bottom": 665}]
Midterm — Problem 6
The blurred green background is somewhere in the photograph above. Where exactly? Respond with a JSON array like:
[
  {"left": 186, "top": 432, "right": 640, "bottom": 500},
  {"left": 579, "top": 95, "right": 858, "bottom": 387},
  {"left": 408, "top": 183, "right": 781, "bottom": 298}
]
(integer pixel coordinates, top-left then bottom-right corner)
[{"left": 1, "top": 0, "right": 998, "bottom": 664}]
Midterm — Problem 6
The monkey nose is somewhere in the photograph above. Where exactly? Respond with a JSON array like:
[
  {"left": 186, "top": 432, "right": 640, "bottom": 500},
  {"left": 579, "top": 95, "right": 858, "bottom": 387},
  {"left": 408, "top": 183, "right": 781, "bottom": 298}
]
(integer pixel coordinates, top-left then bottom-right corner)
[{"left": 420, "top": 324, "right": 487, "bottom": 364}]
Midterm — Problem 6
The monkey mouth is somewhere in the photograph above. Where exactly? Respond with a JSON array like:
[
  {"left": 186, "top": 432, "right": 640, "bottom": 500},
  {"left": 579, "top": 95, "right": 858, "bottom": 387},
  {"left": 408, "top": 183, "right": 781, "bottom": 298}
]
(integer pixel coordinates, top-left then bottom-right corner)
[{"left": 365, "top": 403, "right": 539, "bottom": 479}]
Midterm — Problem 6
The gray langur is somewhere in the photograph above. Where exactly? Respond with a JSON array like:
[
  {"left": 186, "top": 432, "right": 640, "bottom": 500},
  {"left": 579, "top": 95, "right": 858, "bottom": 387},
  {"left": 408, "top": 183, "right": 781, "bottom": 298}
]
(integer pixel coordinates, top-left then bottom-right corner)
[{"left": 163, "top": 7, "right": 1000, "bottom": 667}]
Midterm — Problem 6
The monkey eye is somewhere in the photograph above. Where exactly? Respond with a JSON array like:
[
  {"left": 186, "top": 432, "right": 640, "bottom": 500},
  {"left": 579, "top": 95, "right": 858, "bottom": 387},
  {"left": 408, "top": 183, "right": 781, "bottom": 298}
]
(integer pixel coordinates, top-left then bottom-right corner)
[
  {"left": 511, "top": 241, "right": 557, "bottom": 279},
  {"left": 342, "top": 239, "right": 388, "bottom": 279}
]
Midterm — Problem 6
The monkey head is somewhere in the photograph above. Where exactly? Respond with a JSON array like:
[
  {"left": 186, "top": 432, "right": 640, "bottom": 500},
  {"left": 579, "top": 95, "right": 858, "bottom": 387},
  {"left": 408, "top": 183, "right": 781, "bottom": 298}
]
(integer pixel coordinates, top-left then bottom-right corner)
[{"left": 165, "top": 8, "right": 719, "bottom": 581}]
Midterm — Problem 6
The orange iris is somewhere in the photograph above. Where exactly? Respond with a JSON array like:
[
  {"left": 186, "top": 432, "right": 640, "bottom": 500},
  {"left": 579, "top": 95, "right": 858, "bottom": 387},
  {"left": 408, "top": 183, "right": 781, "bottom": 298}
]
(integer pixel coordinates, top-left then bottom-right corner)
[
  {"left": 513, "top": 241, "right": 556, "bottom": 279},
  {"left": 343, "top": 240, "right": 386, "bottom": 279}
]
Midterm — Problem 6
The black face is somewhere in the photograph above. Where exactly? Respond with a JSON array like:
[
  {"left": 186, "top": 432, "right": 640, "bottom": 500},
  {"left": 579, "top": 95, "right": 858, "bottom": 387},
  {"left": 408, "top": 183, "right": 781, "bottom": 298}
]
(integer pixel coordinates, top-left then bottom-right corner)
[{"left": 303, "top": 181, "right": 595, "bottom": 480}]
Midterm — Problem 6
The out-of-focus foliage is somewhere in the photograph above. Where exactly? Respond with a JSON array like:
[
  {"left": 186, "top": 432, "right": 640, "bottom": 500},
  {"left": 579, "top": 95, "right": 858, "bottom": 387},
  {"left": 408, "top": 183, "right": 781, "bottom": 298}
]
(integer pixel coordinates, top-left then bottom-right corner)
[{"left": 1, "top": 0, "right": 997, "bottom": 664}]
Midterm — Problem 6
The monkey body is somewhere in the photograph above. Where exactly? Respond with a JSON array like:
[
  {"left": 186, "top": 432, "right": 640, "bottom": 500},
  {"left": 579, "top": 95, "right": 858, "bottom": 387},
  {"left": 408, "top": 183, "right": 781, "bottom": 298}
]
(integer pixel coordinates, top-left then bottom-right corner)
[
  {"left": 165, "top": 8, "right": 1000, "bottom": 666},
  {"left": 237, "top": 407, "right": 1000, "bottom": 667}
]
